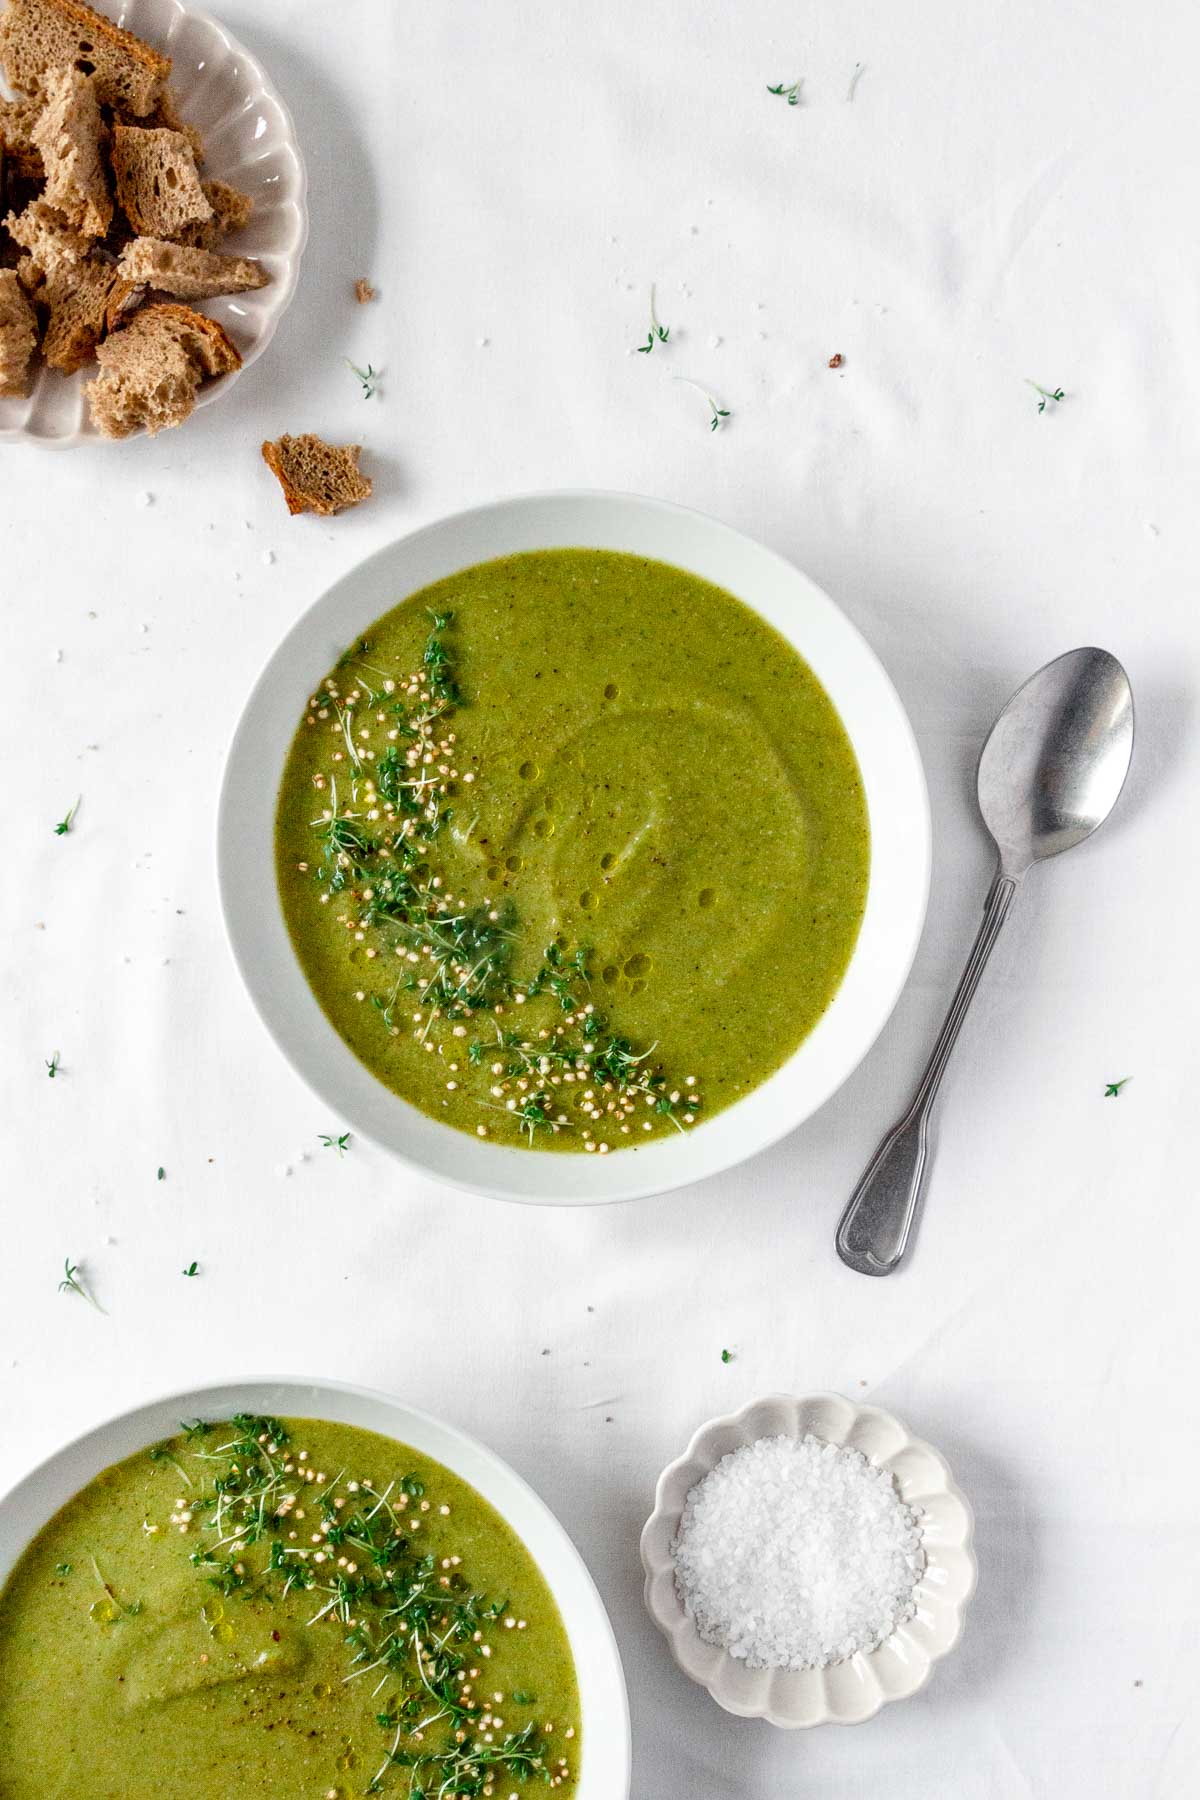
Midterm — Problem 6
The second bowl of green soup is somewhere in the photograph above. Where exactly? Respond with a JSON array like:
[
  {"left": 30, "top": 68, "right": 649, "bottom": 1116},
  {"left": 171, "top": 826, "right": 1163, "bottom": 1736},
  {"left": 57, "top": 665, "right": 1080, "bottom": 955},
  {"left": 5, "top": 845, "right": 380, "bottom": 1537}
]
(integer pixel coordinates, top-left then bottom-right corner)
[{"left": 218, "top": 492, "right": 929, "bottom": 1201}]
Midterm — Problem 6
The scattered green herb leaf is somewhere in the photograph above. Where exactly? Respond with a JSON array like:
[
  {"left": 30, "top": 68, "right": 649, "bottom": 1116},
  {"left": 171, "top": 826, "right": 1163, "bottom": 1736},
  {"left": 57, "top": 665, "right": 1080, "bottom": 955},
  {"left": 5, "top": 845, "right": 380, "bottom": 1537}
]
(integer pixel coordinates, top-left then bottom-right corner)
[
  {"left": 181, "top": 1260, "right": 199, "bottom": 1277},
  {"left": 1027, "top": 380, "right": 1065, "bottom": 414},
  {"left": 53, "top": 797, "right": 80, "bottom": 837},
  {"left": 319, "top": 1131, "right": 352, "bottom": 1155},
  {"left": 1104, "top": 1077, "right": 1130, "bottom": 1097},
  {"left": 346, "top": 359, "right": 380, "bottom": 399},
  {"left": 54, "top": 1562, "right": 72, "bottom": 1575},
  {"left": 670, "top": 373, "right": 730, "bottom": 432},
  {"left": 767, "top": 79, "right": 801, "bottom": 105},
  {"left": 721, "top": 1347, "right": 734, "bottom": 1363},
  {"left": 88, "top": 1553, "right": 142, "bottom": 1617},
  {"left": 167, "top": 1418, "right": 568, "bottom": 1796},
  {"left": 635, "top": 282, "right": 670, "bottom": 353},
  {"left": 45, "top": 1050, "right": 60, "bottom": 1079},
  {"left": 58, "top": 1257, "right": 103, "bottom": 1313},
  {"left": 156, "top": 1165, "right": 165, "bottom": 1181}
]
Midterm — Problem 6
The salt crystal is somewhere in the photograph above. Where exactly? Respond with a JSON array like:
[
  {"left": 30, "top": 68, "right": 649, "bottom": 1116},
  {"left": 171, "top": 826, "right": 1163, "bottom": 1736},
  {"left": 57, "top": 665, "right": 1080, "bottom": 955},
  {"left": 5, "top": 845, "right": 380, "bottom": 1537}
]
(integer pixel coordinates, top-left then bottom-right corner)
[{"left": 672, "top": 1433, "right": 924, "bottom": 1671}]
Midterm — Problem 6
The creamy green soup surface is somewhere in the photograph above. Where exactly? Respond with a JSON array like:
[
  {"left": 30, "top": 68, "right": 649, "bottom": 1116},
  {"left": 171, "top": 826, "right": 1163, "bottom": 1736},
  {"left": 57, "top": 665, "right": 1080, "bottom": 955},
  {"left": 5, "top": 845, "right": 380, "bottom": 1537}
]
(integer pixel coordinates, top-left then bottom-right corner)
[
  {"left": 0, "top": 1416, "right": 580, "bottom": 1799},
  {"left": 274, "top": 549, "right": 870, "bottom": 1151}
]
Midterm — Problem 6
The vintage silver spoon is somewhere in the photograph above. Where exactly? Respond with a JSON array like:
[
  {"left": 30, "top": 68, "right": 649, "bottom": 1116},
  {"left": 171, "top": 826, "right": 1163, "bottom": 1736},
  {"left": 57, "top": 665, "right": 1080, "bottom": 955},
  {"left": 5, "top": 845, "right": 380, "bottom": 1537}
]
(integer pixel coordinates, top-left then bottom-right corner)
[{"left": 836, "top": 646, "right": 1134, "bottom": 1277}]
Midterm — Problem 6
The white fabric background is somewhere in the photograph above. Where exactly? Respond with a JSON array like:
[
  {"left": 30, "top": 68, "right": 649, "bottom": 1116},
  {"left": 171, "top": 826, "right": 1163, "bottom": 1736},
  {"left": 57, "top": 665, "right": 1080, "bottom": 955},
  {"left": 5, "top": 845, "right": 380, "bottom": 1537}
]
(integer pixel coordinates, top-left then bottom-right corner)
[{"left": 2, "top": 1, "right": 1197, "bottom": 1793}]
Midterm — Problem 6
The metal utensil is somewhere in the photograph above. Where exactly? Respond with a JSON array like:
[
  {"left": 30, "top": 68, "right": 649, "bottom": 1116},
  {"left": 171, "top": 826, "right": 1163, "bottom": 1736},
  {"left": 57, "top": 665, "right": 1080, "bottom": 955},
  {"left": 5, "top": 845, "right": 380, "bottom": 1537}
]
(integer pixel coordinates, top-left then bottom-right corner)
[{"left": 836, "top": 646, "right": 1134, "bottom": 1276}]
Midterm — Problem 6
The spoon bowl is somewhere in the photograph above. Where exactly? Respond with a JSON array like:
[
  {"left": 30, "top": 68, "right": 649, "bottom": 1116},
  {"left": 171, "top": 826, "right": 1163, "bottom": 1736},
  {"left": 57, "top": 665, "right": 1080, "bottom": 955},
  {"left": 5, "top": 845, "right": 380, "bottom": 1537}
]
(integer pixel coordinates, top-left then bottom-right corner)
[{"left": 978, "top": 648, "right": 1134, "bottom": 875}]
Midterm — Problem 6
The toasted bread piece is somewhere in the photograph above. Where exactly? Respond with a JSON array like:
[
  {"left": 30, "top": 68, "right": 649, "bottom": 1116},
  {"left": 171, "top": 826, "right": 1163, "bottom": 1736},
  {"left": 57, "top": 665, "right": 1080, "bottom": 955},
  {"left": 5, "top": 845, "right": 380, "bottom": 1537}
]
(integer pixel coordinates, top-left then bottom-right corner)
[
  {"left": 110, "top": 123, "right": 210, "bottom": 237},
  {"left": 355, "top": 277, "right": 374, "bottom": 303},
  {"left": 0, "top": 264, "right": 39, "bottom": 394},
  {"left": 262, "top": 434, "right": 373, "bottom": 516},
  {"left": 5, "top": 196, "right": 90, "bottom": 283},
  {"left": 117, "top": 234, "right": 267, "bottom": 300},
  {"left": 32, "top": 64, "right": 111, "bottom": 235},
  {"left": 144, "top": 85, "right": 204, "bottom": 165},
  {"left": 0, "top": 93, "right": 44, "bottom": 178},
  {"left": 86, "top": 298, "right": 238, "bottom": 436},
  {"left": 40, "top": 250, "right": 116, "bottom": 370},
  {"left": 0, "top": 0, "right": 169, "bottom": 115},
  {"left": 176, "top": 176, "right": 251, "bottom": 249},
  {"left": 0, "top": 0, "right": 168, "bottom": 117}
]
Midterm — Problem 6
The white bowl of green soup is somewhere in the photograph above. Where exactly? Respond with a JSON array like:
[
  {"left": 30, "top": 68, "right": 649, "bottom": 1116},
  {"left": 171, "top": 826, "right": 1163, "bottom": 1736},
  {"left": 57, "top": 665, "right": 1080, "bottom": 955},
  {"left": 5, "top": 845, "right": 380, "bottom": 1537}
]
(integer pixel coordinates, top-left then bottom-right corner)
[
  {"left": 218, "top": 491, "right": 929, "bottom": 1202},
  {"left": 0, "top": 1377, "right": 630, "bottom": 1800}
]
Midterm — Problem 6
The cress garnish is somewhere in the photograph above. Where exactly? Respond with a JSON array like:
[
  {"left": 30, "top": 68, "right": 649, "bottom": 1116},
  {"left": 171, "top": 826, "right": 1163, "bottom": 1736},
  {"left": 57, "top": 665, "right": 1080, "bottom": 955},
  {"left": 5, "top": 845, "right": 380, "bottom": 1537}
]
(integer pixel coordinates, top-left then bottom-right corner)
[
  {"left": 346, "top": 359, "right": 380, "bottom": 399},
  {"left": 1026, "top": 380, "right": 1065, "bottom": 414},
  {"left": 634, "top": 283, "right": 670, "bottom": 354},
  {"left": 294, "top": 611, "right": 702, "bottom": 1150},
  {"left": 148, "top": 1416, "right": 577, "bottom": 1796},
  {"left": 670, "top": 373, "right": 730, "bottom": 431},
  {"left": 766, "top": 79, "right": 801, "bottom": 105},
  {"left": 57, "top": 1257, "right": 102, "bottom": 1311}
]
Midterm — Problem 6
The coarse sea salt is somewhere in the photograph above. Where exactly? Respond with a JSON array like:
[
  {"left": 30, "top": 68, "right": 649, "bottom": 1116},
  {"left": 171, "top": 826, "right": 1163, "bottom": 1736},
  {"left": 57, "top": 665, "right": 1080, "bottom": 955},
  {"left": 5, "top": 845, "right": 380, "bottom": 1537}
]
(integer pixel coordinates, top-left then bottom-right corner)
[{"left": 671, "top": 1433, "right": 925, "bottom": 1671}]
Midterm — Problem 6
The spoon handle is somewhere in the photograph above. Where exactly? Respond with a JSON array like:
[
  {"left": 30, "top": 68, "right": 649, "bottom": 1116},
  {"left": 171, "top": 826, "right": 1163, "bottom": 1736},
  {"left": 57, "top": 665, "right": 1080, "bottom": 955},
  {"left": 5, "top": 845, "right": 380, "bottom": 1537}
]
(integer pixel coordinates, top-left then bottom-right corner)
[{"left": 836, "top": 871, "right": 1019, "bottom": 1276}]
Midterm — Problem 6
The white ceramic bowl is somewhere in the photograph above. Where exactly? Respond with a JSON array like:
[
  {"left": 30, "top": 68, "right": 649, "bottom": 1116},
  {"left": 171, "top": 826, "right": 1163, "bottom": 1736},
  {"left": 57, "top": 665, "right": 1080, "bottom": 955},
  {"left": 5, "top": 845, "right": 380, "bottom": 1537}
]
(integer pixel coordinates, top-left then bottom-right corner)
[
  {"left": 218, "top": 490, "right": 930, "bottom": 1204},
  {"left": 0, "top": 0, "right": 307, "bottom": 447},
  {"left": 0, "top": 1375, "right": 630, "bottom": 1798},
  {"left": 640, "top": 1392, "right": 976, "bottom": 1727}
]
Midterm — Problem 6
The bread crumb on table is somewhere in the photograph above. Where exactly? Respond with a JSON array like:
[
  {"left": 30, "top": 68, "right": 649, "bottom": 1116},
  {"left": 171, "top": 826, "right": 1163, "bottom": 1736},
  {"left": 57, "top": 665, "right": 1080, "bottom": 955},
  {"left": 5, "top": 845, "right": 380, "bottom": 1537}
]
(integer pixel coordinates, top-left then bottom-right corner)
[{"left": 355, "top": 278, "right": 375, "bottom": 303}]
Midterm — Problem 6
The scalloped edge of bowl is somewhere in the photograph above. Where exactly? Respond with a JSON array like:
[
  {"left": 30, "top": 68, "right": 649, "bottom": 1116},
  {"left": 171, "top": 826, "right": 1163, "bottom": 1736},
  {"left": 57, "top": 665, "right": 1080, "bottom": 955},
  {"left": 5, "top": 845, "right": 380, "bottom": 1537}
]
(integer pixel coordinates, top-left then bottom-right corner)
[{"left": 639, "top": 1391, "right": 977, "bottom": 1728}]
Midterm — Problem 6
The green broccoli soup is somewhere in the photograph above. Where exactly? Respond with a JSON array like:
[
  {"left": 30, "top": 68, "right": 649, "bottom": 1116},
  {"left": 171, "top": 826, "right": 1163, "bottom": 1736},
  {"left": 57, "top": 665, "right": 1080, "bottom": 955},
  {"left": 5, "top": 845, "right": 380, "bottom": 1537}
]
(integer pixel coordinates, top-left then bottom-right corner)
[
  {"left": 275, "top": 549, "right": 870, "bottom": 1151},
  {"left": 0, "top": 1416, "right": 580, "bottom": 1799}
]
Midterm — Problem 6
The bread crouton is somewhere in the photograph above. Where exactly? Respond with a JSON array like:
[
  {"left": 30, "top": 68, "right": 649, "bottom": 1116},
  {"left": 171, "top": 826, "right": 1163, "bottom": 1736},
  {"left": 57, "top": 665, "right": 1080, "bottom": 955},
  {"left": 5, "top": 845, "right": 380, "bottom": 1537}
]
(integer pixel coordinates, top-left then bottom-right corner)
[{"left": 262, "top": 434, "right": 373, "bottom": 516}]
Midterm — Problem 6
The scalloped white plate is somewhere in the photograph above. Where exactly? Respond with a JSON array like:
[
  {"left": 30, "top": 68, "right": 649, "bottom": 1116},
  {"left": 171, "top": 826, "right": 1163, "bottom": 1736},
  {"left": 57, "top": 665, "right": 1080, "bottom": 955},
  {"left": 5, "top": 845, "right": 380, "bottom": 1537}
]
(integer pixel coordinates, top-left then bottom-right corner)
[
  {"left": 0, "top": 1376, "right": 630, "bottom": 1798},
  {"left": 640, "top": 1392, "right": 976, "bottom": 1727},
  {"left": 0, "top": 0, "right": 307, "bottom": 446}
]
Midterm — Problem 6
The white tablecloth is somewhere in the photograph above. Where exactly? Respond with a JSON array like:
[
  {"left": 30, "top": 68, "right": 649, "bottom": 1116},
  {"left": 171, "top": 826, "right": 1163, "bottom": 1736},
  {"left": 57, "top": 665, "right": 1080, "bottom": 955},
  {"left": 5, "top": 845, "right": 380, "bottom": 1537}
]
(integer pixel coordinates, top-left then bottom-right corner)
[{"left": 2, "top": 2, "right": 1196, "bottom": 1793}]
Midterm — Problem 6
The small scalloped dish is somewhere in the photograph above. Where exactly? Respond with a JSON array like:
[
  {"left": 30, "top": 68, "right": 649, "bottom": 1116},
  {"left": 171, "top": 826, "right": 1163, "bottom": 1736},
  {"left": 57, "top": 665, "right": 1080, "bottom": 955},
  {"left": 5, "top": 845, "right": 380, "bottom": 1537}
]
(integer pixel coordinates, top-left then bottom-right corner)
[
  {"left": 0, "top": 0, "right": 307, "bottom": 447},
  {"left": 640, "top": 1392, "right": 976, "bottom": 1727}
]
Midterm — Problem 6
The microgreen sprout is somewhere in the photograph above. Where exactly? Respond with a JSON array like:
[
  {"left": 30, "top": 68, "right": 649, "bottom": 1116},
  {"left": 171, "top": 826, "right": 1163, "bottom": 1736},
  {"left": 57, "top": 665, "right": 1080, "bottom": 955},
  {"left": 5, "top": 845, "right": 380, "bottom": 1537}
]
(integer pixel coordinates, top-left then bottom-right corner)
[
  {"left": 721, "top": 1347, "right": 734, "bottom": 1363},
  {"left": 671, "top": 373, "right": 730, "bottom": 431},
  {"left": 295, "top": 608, "right": 701, "bottom": 1155},
  {"left": 1104, "top": 1077, "right": 1130, "bottom": 1097},
  {"left": 767, "top": 79, "right": 802, "bottom": 105},
  {"left": 346, "top": 359, "right": 380, "bottom": 399},
  {"left": 163, "top": 1417, "right": 570, "bottom": 1796},
  {"left": 53, "top": 797, "right": 79, "bottom": 837},
  {"left": 157, "top": 1166, "right": 165, "bottom": 1180},
  {"left": 58, "top": 1257, "right": 103, "bottom": 1312},
  {"left": 1027, "top": 380, "right": 1065, "bottom": 414},
  {"left": 635, "top": 282, "right": 670, "bottom": 353},
  {"left": 45, "top": 1051, "right": 60, "bottom": 1078},
  {"left": 181, "top": 1260, "right": 199, "bottom": 1277}
]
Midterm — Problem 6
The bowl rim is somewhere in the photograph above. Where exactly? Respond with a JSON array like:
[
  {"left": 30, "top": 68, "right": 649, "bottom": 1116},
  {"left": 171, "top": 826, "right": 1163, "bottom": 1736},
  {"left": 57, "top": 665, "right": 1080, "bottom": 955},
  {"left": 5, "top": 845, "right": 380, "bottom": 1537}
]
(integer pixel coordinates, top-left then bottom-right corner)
[
  {"left": 0, "top": 0, "right": 309, "bottom": 449},
  {"left": 217, "top": 488, "right": 931, "bottom": 1204},
  {"left": 639, "top": 1390, "right": 977, "bottom": 1728},
  {"left": 0, "top": 1373, "right": 631, "bottom": 1799}
]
